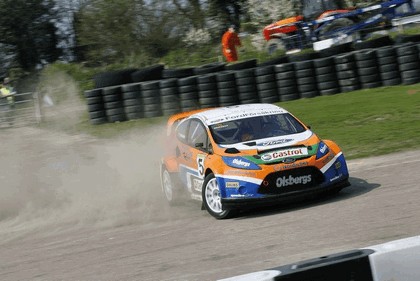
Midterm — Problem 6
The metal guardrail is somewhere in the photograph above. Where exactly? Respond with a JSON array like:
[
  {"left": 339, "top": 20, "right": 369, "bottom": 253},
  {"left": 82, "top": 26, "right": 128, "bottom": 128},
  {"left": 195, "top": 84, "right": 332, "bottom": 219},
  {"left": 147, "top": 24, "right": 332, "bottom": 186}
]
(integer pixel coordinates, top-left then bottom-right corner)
[{"left": 392, "top": 13, "right": 420, "bottom": 30}]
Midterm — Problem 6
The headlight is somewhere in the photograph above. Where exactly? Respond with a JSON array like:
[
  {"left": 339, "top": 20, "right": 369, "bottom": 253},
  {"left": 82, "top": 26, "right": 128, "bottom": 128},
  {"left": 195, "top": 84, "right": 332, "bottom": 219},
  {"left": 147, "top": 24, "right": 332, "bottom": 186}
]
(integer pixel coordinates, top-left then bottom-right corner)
[
  {"left": 222, "top": 156, "right": 261, "bottom": 170},
  {"left": 316, "top": 142, "right": 330, "bottom": 160}
]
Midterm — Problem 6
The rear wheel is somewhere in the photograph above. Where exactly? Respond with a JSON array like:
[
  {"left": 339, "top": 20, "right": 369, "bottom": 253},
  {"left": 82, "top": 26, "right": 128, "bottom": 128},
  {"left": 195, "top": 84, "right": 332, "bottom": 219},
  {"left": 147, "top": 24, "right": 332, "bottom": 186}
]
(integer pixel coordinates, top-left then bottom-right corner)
[
  {"left": 202, "top": 173, "right": 233, "bottom": 219},
  {"left": 161, "top": 167, "right": 180, "bottom": 205},
  {"left": 319, "top": 18, "right": 359, "bottom": 42},
  {"left": 266, "top": 38, "right": 287, "bottom": 55}
]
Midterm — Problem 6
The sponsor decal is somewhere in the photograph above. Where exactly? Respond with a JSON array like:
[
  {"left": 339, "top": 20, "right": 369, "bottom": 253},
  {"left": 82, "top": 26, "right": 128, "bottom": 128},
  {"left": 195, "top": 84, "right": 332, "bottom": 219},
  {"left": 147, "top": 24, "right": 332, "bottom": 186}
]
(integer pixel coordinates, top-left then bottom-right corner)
[
  {"left": 283, "top": 158, "right": 296, "bottom": 164},
  {"left": 274, "top": 161, "right": 309, "bottom": 171},
  {"left": 223, "top": 156, "right": 261, "bottom": 170},
  {"left": 259, "top": 139, "right": 293, "bottom": 146},
  {"left": 226, "top": 182, "right": 240, "bottom": 188},
  {"left": 225, "top": 170, "right": 257, "bottom": 177},
  {"left": 335, "top": 161, "right": 342, "bottom": 169},
  {"left": 261, "top": 147, "right": 308, "bottom": 161},
  {"left": 197, "top": 154, "right": 205, "bottom": 177},
  {"left": 330, "top": 174, "right": 343, "bottom": 182},
  {"left": 213, "top": 123, "right": 228, "bottom": 130},
  {"left": 276, "top": 175, "right": 312, "bottom": 188},
  {"left": 320, "top": 143, "right": 328, "bottom": 154},
  {"left": 233, "top": 158, "right": 250, "bottom": 167},
  {"left": 321, "top": 154, "right": 334, "bottom": 164},
  {"left": 193, "top": 178, "right": 203, "bottom": 192},
  {"left": 231, "top": 194, "right": 253, "bottom": 198}
]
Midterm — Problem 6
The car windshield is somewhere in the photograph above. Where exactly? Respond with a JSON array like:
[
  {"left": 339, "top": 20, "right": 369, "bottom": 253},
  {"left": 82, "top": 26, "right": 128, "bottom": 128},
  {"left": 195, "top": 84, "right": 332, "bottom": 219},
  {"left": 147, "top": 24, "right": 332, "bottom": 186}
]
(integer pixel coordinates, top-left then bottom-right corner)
[{"left": 209, "top": 113, "right": 306, "bottom": 145}]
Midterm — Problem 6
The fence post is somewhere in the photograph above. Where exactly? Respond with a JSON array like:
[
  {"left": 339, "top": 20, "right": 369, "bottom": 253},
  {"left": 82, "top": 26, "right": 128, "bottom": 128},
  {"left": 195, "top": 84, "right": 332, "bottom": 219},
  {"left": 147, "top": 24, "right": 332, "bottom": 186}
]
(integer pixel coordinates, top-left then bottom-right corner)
[{"left": 33, "top": 92, "right": 43, "bottom": 124}]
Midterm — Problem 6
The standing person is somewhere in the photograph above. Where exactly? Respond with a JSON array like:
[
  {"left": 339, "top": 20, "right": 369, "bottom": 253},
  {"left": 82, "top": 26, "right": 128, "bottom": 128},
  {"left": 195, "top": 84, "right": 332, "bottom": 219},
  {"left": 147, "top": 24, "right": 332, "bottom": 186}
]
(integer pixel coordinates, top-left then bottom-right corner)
[
  {"left": 221, "top": 25, "right": 242, "bottom": 62},
  {"left": 1, "top": 78, "right": 15, "bottom": 105}
]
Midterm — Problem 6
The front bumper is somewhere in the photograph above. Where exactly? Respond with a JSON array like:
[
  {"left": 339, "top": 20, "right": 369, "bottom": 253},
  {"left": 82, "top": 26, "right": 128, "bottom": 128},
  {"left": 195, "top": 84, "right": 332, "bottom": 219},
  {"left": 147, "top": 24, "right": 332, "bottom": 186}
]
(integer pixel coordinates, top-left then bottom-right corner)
[{"left": 221, "top": 178, "right": 350, "bottom": 210}]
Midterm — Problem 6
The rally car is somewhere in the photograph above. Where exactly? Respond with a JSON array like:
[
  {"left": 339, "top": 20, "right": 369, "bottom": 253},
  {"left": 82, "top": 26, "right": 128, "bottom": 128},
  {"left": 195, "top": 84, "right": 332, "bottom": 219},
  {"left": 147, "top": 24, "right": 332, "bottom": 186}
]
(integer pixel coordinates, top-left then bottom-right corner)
[{"left": 160, "top": 103, "right": 350, "bottom": 219}]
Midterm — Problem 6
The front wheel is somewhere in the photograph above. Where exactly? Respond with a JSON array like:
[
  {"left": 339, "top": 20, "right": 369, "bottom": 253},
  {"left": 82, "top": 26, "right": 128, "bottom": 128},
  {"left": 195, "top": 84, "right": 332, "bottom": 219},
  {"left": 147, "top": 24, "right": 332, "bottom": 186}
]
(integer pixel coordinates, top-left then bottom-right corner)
[{"left": 202, "top": 173, "right": 233, "bottom": 219}]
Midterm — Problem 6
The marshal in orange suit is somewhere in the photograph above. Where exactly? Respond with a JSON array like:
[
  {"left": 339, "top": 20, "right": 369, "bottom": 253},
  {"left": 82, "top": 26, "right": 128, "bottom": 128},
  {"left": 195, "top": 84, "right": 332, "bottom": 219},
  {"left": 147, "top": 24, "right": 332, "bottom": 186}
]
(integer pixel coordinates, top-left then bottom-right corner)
[{"left": 221, "top": 25, "right": 242, "bottom": 62}]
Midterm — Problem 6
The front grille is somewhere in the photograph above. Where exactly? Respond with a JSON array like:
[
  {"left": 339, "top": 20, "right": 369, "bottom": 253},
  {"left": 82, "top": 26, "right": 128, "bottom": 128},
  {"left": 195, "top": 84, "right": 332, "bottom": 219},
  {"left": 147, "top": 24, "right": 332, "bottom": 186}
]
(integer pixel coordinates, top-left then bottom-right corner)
[{"left": 258, "top": 167, "right": 324, "bottom": 195}]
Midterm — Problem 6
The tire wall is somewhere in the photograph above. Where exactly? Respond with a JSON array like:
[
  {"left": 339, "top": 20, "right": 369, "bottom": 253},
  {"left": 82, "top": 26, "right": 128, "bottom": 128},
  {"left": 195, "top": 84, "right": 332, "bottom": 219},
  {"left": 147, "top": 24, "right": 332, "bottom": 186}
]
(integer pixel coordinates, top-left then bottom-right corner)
[{"left": 85, "top": 42, "right": 420, "bottom": 124}]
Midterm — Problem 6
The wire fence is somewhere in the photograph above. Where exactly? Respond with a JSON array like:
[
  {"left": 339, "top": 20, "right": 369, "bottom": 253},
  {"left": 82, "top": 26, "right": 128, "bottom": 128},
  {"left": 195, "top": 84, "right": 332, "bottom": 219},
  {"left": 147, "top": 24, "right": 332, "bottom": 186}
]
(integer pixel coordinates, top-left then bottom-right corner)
[{"left": 0, "top": 92, "right": 42, "bottom": 129}]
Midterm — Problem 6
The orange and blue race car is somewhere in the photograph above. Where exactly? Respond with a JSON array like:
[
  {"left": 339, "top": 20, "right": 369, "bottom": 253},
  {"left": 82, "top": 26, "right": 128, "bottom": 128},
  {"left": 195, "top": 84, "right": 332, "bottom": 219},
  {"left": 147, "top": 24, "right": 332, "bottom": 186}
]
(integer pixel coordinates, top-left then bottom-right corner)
[{"left": 160, "top": 103, "right": 350, "bottom": 219}]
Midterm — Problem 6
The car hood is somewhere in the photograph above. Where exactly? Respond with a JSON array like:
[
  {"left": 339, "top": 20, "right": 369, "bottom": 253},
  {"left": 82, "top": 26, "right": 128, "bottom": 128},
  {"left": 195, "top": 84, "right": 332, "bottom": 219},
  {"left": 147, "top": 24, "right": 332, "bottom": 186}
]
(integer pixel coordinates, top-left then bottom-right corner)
[{"left": 220, "top": 130, "right": 316, "bottom": 153}]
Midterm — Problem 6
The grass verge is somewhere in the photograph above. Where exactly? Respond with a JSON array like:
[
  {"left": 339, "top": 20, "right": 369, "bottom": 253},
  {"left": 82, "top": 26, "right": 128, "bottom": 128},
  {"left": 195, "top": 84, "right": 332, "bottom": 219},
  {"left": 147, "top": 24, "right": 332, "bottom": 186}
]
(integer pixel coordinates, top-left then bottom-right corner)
[{"left": 278, "top": 84, "right": 420, "bottom": 159}]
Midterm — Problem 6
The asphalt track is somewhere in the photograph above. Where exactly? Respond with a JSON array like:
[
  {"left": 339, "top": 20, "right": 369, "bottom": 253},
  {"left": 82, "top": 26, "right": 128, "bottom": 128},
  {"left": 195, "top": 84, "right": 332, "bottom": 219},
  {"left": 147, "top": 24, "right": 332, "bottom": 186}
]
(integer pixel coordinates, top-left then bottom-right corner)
[{"left": 1, "top": 126, "right": 420, "bottom": 281}]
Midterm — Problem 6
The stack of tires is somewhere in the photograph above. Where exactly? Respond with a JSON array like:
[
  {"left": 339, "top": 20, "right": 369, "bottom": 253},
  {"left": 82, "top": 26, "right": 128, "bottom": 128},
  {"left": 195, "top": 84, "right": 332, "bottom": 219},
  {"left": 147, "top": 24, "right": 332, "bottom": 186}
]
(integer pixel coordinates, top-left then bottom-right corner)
[
  {"left": 216, "top": 72, "right": 239, "bottom": 107},
  {"left": 255, "top": 65, "right": 279, "bottom": 103},
  {"left": 121, "top": 83, "right": 143, "bottom": 121},
  {"left": 314, "top": 57, "right": 340, "bottom": 96},
  {"left": 275, "top": 63, "right": 299, "bottom": 102},
  {"left": 334, "top": 52, "right": 360, "bottom": 93},
  {"left": 376, "top": 46, "right": 401, "bottom": 86},
  {"left": 395, "top": 43, "right": 420, "bottom": 85},
  {"left": 234, "top": 68, "right": 259, "bottom": 104},
  {"left": 197, "top": 74, "right": 219, "bottom": 109},
  {"left": 102, "top": 86, "right": 126, "bottom": 123},
  {"left": 178, "top": 76, "right": 200, "bottom": 112},
  {"left": 141, "top": 81, "right": 161, "bottom": 118},
  {"left": 85, "top": 89, "right": 107, "bottom": 125},
  {"left": 159, "top": 78, "right": 181, "bottom": 116},
  {"left": 295, "top": 60, "right": 318, "bottom": 98},
  {"left": 354, "top": 49, "right": 382, "bottom": 89}
]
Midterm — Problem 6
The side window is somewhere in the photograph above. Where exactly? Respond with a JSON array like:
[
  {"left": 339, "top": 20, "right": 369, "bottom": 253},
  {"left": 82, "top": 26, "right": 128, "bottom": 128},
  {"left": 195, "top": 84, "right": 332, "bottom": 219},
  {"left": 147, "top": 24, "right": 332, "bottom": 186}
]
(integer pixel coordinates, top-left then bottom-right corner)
[
  {"left": 188, "top": 120, "right": 208, "bottom": 150},
  {"left": 176, "top": 120, "right": 189, "bottom": 144}
]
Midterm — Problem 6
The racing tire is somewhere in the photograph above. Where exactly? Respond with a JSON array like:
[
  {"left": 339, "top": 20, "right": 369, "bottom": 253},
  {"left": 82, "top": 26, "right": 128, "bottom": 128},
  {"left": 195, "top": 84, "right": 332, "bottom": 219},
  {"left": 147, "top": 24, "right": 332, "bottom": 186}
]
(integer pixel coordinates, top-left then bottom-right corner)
[
  {"left": 161, "top": 167, "right": 182, "bottom": 205},
  {"left": 84, "top": 89, "right": 102, "bottom": 98},
  {"left": 266, "top": 38, "right": 287, "bottom": 55},
  {"left": 225, "top": 59, "right": 257, "bottom": 71},
  {"left": 90, "top": 116, "right": 108, "bottom": 125},
  {"left": 274, "top": 63, "right": 294, "bottom": 73},
  {"left": 193, "top": 63, "right": 225, "bottom": 75},
  {"left": 382, "top": 78, "right": 401, "bottom": 86},
  {"left": 202, "top": 173, "right": 234, "bottom": 219},
  {"left": 340, "top": 85, "right": 360, "bottom": 93},
  {"left": 319, "top": 18, "right": 355, "bottom": 40},
  {"left": 280, "top": 93, "right": 299, "bottom": 102}
]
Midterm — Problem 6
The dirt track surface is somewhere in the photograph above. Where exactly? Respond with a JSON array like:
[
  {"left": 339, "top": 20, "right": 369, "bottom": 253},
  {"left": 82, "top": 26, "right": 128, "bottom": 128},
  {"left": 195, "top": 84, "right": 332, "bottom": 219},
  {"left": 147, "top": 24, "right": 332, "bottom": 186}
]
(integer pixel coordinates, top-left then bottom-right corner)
[{"left": 1, "top": 126, "right": 420, "bottom": 281}]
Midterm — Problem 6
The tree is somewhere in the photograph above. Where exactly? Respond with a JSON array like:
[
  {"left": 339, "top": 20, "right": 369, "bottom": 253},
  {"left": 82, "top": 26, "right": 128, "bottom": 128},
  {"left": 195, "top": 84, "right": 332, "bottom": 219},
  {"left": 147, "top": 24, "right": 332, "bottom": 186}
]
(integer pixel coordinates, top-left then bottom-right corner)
[
  {"left": 75, "top": 0, "right": 190, "bottom": 65},
  {"left": 0, "top": 0, "right": 61, "bottom": 70},
  {"left": 245, "top": 0, "right": 297, "bottom": 25},
  {"left": 207, "top": 0, "right": 247, "bottom": 33}
]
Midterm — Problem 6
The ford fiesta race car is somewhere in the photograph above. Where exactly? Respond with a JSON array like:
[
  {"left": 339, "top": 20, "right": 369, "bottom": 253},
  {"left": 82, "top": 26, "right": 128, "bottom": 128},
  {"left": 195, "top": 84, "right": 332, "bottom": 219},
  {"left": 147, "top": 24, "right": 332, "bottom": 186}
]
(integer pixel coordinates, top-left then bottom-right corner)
[{"left": 160, "top": 103, "right": 350, "bottom": 219}]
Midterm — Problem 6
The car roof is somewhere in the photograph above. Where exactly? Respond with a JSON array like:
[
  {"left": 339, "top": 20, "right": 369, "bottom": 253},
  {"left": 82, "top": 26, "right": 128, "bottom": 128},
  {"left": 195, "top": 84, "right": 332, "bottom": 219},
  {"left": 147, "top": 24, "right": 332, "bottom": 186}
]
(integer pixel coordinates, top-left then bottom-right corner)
[{"left": 190, "top": 103, "right": 289, "bottom": 126}]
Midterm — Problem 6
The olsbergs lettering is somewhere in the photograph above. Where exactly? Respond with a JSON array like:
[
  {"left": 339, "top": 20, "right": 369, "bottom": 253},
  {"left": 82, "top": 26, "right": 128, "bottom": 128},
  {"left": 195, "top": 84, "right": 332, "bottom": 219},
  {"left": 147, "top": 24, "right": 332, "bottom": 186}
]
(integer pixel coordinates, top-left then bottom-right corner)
[
  {"left": 232, "top": 158, "right": 250, "bottom": 167},
  {"left": 276, "top": 175, "right": 312, "bottom": 187}
]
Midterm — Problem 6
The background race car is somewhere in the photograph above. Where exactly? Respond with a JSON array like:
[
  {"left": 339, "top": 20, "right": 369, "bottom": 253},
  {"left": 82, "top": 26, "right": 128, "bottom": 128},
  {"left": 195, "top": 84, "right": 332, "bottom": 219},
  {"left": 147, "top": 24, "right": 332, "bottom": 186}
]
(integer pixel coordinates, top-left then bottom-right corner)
[{"left": 160, "top": 103, "right": 350, "bottom": 219}]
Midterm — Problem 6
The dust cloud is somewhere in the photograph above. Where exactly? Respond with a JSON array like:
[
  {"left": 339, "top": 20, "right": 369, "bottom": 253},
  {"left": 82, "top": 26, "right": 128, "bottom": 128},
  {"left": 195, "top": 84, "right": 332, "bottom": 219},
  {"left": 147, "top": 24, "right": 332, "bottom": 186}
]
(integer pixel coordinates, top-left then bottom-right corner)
[{"left": 0, "top": 72, "right": 195, "bottom": 243}]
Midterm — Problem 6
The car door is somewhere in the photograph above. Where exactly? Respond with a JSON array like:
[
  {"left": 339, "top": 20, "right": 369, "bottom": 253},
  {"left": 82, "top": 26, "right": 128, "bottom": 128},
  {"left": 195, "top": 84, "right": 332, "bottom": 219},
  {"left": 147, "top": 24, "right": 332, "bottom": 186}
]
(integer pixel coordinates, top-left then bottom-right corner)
[{"left": 176, "top": 118, "right": 210, "bottom": 199}]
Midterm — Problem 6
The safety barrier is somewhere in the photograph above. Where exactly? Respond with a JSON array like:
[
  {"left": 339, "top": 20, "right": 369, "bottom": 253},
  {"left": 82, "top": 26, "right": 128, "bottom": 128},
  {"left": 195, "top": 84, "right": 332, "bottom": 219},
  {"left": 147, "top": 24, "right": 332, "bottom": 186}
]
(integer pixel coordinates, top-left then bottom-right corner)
[{"left": 84, "top": 41, "right": 420, "bottom": 125}]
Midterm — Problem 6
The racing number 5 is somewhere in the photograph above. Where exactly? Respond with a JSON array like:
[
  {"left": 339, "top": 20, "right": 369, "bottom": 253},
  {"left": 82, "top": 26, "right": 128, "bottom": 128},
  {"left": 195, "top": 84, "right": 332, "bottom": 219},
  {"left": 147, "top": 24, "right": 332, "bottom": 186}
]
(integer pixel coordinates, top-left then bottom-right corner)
[{"left": 197, "top": 154, "right": 205, "bottom": 178}]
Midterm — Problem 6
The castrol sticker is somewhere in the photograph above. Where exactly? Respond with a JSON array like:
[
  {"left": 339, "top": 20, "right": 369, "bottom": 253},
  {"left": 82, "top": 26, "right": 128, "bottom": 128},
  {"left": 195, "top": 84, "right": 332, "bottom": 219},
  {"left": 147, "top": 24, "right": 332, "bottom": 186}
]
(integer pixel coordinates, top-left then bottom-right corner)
[{"left": 261, "top": 147, "right": 308, "bottom": 161}]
